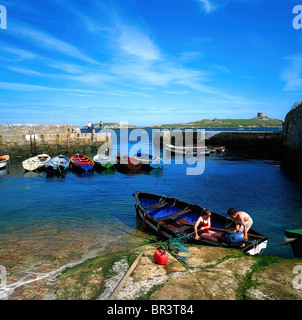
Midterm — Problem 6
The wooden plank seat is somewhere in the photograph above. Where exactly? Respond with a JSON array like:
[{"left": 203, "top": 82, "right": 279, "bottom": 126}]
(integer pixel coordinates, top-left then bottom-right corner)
[
  {"left": 145, "top": 200, "right": 168, "bottom": 211},
  {"left": 175, "top": 225, "right": 192, "bottom": 232},
  {"left": 158, "top": 207, "right": 191, "bottom": 222}
]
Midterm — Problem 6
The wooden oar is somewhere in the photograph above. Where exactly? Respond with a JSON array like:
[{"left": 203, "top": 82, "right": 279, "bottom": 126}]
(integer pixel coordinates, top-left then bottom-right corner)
[
  {"left": 108, "top": 252, "right": 143, "bottom": 300},
  {"left": 210, "top": 227, "right": 266, "bottom": 239}
]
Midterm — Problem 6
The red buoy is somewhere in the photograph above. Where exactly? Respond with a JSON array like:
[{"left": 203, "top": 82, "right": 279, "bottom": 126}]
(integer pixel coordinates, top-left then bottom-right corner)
[{"left": 154, "top": 247, "right": 168, "bottom": 265}]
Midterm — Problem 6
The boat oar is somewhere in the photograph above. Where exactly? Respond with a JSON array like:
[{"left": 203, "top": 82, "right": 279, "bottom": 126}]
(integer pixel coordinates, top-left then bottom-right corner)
[
  {"left": 108, "top": 252, "right": 143, "bottom": 300},
  {"left": 210, "top": 227, "right": 266, "bottom": 239}
]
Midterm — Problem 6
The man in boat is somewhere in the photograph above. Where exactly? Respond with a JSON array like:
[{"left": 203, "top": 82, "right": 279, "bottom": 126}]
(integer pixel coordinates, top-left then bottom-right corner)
[{"left": 227, "top": 208, "right": 253, "bottom": 241}]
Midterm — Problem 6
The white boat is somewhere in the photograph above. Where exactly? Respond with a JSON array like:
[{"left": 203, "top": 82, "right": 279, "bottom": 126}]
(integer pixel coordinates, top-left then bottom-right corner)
[
  {"left": 93, "top": 154, "right": 116, "bottom": 169},
  {"left": 0, "top": 155, "right": 9, "bottom": 169},
  {"left": 22, "top": 154, "right": 51, "bottom": 171},
  {"left": 165, "top": 144, "right": 210, "bottom": 156},
  {"left": 133, "top": 152, "right": 163, "bottom": 169},
  {"left": 45, "top": 154, "right": 70, "bottom": 172}
]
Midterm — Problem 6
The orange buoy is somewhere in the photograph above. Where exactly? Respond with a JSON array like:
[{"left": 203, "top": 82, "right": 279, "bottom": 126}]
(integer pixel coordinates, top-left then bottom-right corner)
[{"left": 154, "top": 247, "right": 168, "bottom": 265}]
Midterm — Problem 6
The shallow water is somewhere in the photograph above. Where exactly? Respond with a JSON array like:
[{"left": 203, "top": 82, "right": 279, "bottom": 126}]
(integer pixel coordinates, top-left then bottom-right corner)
[{"left": 0, "top": 128, "right": 301, "bottom": 298}]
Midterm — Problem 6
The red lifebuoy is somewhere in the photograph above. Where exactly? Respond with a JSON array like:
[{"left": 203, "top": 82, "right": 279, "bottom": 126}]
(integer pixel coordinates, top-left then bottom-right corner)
[{"left": 154, "top": 248, "right": 168, "bottom": 265}]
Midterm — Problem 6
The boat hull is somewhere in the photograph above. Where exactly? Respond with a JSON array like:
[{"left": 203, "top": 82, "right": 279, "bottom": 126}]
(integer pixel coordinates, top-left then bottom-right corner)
[
  {"left": 93, "top": 154, "right": 115, "bottom": 169},
  {"left": 0, "top": 155, "right": 9, "bottom": 168},
  {"left": 116, "top": 153, "right": 142, "bottom": 170},
  {"left": 70, "top": 154, "right": 94, "bottom": 171},
  {"left": 285, "top": 229, "right": 302, "bottom": 258},
  {"left": 134, "top": 191, "right": 268, "bottom": 255},
  {"left": 133, "top": 152, "right": 162, "bottom": 169},
  {"left": 45, "top": 155, "right": 70, "bottom": 172},
  {"left": 165, "top": 144, "right": 210, "bottom": 156},
  {"left": 22, "top": 154, "right": 51, "bottom": 171}
]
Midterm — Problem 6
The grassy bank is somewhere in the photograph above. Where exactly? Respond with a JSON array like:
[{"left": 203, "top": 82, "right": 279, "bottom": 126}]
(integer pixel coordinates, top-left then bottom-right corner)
[{"left": 146, "top": 117, "right": 283, "bottom": 129}]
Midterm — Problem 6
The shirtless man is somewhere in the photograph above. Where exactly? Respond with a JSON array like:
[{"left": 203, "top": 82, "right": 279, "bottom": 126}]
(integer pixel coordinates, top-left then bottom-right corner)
[{"left": 227, "top": 208, "right": 253, "bottom": 241}]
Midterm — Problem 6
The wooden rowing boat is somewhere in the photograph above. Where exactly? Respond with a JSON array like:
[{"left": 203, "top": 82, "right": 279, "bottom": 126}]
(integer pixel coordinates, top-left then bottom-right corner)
[
  {"left": 165, "top": 144, "right": 210, "bottom": 156},
  {"left": 22, "top": 154, "right": 51, "bottom": 171},
  {"left": 70, "top": 154, "right": 94, "bottom": 171},
  {"left": 133, "top": 152, "right": 162, "bottom": 169},
  {"left": 284, "top": 228, "right": 302, "bottom": 257},
  {"left": 206, "top": 145, "right": 225, "bottom": 153},
  {"left": 134, "top": 191, "right": 268, "bottom": 255},
  {"left": 45, "top": 154, "right": 70, "bottom": 172},
  {"left": 116, "top": 153, "right": 142, "bottom": 170},
  {"left": 93, "top": 154, "right": 116, "bottom": 169},
  {"left": 0, "top": 155, "right": 9, "bottom": 169}
]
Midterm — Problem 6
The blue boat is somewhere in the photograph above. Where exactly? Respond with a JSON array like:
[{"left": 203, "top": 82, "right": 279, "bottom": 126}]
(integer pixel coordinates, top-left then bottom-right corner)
[{"left": 70, "top": 154, "right": 94, "bottom": 171}]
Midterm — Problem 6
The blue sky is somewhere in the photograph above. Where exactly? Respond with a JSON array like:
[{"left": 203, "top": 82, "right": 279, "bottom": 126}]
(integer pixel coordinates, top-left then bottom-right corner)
[{"left": 0, "top": 0, "right": 301, "bottom": 126}]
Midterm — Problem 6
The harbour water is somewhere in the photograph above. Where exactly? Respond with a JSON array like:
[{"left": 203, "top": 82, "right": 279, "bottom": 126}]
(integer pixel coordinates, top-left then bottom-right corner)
[{"left": 1, "top": 127, "right": 302, "bottom": 299}]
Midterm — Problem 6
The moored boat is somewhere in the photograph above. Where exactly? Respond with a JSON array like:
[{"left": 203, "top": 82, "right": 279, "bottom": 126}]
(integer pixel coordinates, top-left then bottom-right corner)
[
  {"left": 93, "top": 154, "right": 116, "bottom": 169},
  {"left": 284, "top": 229, "right": 302, "bottom": 258},
  {"left": 116, "top": 153, "right": 142, "bottom": 170},
  {"left": 45, "top": 154, "right": 70, "bottom": 172},
  {"left": 0, "top": 155, "right": 9, "bottom": 169},
  {"left": 133, "top": 152, "right": 162, "bottom": 169},
  {"left": 165, "top": 144, "right": 210, "bottom": 156},
  {"left": 134, "top": 191, "right": 268, "bottom": 255},
  {"left": 206, "top": 145, "right": 225, "bottom": 153},
  {"left": 70, "top": 154, "right": 94, "bottom": 171},
  {"left": 22, "top": 154, "right": 51, "bottom": 171}
]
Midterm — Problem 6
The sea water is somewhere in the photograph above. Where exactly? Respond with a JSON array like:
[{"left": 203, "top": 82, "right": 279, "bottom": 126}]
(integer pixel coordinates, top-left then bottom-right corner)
[{"left": 0, "top": 128, "right": 302, "bottom": 298}]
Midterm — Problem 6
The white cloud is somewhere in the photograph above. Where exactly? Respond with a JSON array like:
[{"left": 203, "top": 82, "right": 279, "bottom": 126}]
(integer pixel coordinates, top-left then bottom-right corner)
[
  {"left": 9, "top": 23, "right": 99, "bottom": 65},
  {"left": 117, "top": 25, "right": 161, "bottom": 61},
  {"left": 199, "top": 0, "right": 215, "bottom": 12},
  {"left": 280, "top": 55, "right": 302, "bottom": 91},
  {"left": 196, "top": 0, "right": 258, "bottom": 13}
]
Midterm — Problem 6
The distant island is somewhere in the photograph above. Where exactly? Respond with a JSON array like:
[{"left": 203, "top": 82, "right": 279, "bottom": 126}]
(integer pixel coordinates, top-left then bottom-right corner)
[
  {"left": 79, "top": 115, "right": 283, "bottom": 130},
  {"left": 144, "top": 116, "right": 283, "bottom": 129},
  {"left": 80, "top": 122, "right": 139, "bottom": 130}
]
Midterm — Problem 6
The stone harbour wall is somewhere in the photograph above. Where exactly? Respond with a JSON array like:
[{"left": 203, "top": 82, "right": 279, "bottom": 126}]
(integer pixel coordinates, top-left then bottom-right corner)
[
  {"left": 0, "top": 124, "right": 79, "bottom": 135},
  {"left": 281, "top": 102, "right": 302, "bottom": 177},
  {"left": 0, "top": 132, "right": 112, "bottom": 158}
]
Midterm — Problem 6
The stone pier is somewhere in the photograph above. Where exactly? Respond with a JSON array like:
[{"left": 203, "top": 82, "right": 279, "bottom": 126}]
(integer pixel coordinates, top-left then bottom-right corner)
[
  {"left": 154, "top": 129, "right": 282, "bottom": 158},
  {"left": 0, "top": 124, "right": 111, "bottom": 158},
  {"left": 281, "top": 102, "right": 302, "bottom": 177}
]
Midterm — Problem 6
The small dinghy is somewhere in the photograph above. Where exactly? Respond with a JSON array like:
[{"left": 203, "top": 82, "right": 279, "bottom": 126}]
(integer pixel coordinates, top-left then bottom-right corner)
[
  {"left": 165, "top": 144, "right": 210, "bottom": 156},
  {"left": 206, "top": 145, "right": 225, "bottom": 153},
  {"left": 134, "top": 191, "right": 268, "bottom": 255},
  {"left": 70, "top": 154, "right": 94, "bottom": 171},
  {"left": 284, "top": 229, "right": 302, "bottom": 258},
  {"left": 133, "top": 152, "right": 162, "bottom": 169},
  {"left": 45, "top": 154, "right": 70, "bottom": 172},
  {"left": 93, "top": 154, "right": 115, "bottom": 169},
  {"left": 22, "top": 154, "right": 51, "bottom": 171},
  {"left": 0, "top": 155, "right": 9, "bottom": 169},
  {"left": 116, "top": 153, "right": 142, "bottom": 170}
]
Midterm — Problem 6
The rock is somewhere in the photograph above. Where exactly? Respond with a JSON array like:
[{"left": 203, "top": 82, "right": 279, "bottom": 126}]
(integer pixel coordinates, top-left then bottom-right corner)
[{"left": 246, "top": 259, "right": 302, "bottom": 300}]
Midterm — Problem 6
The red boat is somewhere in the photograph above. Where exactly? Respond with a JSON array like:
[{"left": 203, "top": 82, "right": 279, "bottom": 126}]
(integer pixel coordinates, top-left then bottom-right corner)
[
  {"left": 116, "top": 153, "right": 142, "bottom": 170},
  {"left": 70, "top": 153, "right": 94, "bottom": 171}
]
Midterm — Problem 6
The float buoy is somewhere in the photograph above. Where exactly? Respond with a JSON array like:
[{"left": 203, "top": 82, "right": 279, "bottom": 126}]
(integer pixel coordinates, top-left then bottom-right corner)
[{"left": 229, "top": 232, "right": 244, "bottom": 244}]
